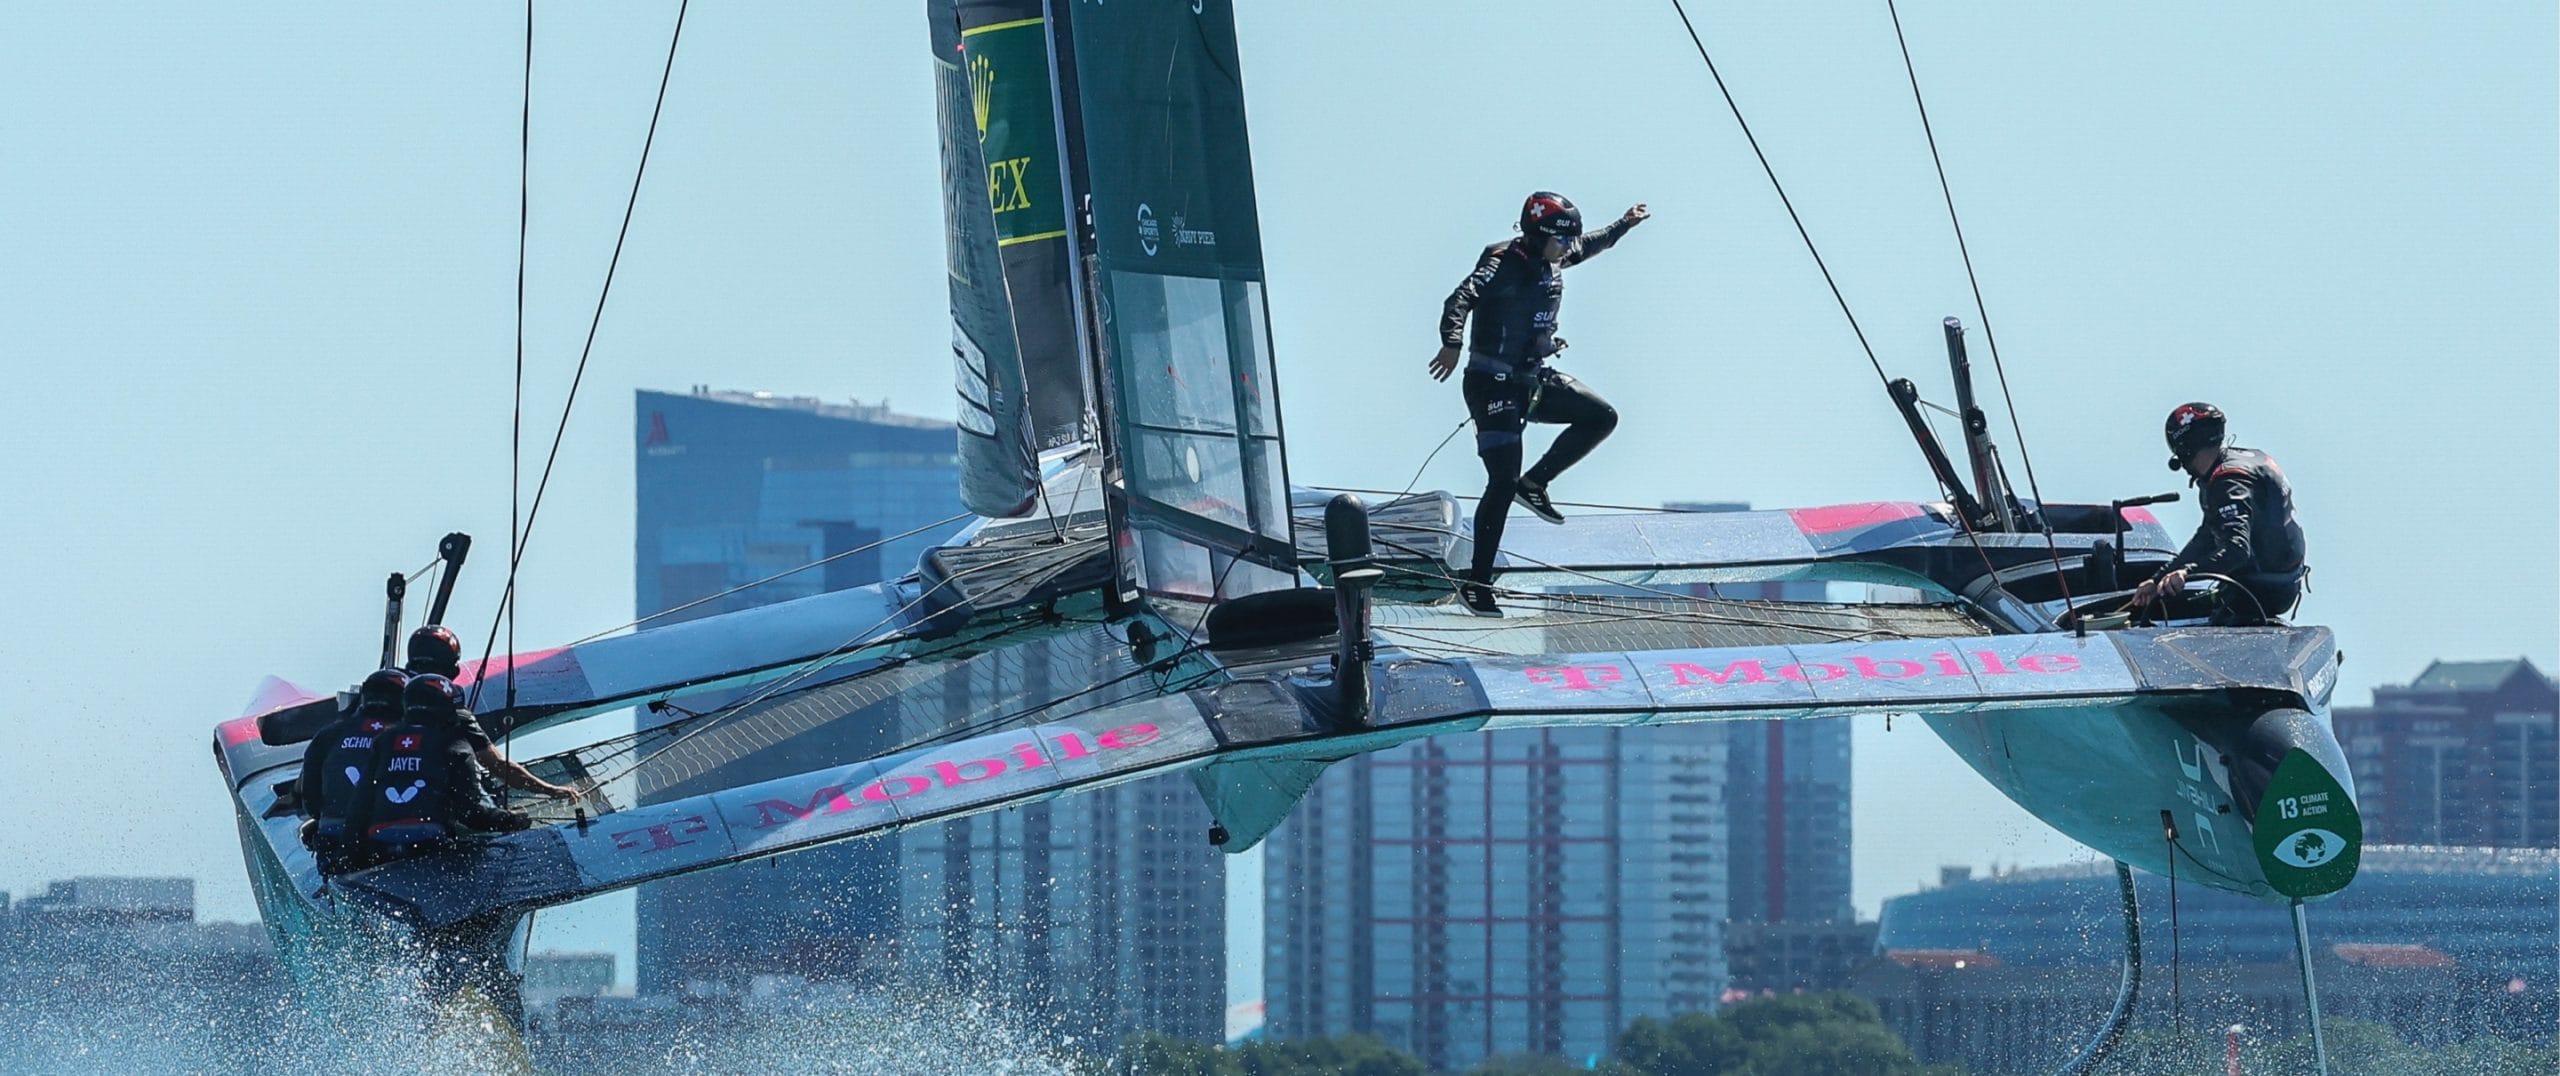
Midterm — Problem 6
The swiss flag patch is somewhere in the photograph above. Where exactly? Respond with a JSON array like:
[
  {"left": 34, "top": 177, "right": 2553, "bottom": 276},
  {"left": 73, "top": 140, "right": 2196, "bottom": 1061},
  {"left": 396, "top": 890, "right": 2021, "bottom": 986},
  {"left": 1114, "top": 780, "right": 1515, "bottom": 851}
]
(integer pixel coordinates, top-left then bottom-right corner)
[{"left": 394, "top": 733, "right": 423, "bottom": 751}]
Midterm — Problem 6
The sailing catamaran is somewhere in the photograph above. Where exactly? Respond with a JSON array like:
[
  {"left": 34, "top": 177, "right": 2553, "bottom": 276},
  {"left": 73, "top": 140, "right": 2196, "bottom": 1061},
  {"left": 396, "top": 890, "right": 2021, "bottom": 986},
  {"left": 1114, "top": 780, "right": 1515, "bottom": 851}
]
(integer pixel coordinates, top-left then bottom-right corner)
[{"left": 213, "top": 3, "right": 2357, "bottom": 1068}]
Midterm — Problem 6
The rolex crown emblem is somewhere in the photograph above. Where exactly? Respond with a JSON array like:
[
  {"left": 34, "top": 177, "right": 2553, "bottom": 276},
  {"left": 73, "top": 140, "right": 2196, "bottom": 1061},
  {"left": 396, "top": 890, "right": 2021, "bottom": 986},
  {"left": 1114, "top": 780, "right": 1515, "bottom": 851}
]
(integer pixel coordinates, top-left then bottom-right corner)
[{"left": 969, "top": 54, "right": 995, "bottom": 140}]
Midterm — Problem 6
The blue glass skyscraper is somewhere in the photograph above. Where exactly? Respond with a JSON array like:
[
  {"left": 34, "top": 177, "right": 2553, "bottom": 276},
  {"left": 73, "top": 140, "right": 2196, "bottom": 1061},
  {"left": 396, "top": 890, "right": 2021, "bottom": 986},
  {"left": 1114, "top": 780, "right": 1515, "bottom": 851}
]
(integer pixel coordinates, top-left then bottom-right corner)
[
  {"left": 629, "top": 388, "right": 1226, "bottom": 1044},
  {"left": 633, "top": 388, "right": 969, "bottom": 994}
]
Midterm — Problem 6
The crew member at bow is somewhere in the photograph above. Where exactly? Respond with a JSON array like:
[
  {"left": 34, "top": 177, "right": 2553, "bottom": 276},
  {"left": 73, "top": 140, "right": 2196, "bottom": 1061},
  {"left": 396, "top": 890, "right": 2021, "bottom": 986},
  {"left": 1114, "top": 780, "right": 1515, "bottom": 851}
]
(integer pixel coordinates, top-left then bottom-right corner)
[
  {"left": 2132, "top": 402, "right": 2309, "bottom": 624},
  {"left": 404, "top": 625, "right": 578, "bottom": 801}
]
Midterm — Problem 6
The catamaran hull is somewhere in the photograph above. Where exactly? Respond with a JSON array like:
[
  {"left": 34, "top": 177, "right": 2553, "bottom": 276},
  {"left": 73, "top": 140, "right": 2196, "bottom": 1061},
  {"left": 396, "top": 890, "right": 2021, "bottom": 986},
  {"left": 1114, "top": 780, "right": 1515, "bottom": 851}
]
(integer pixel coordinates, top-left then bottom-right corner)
[
  {"left": 1924, "top": 697, "right": 2359, "bottom": 904},
  {"left": 222, "top": 732, "right": 532, "bottom": 1038}
]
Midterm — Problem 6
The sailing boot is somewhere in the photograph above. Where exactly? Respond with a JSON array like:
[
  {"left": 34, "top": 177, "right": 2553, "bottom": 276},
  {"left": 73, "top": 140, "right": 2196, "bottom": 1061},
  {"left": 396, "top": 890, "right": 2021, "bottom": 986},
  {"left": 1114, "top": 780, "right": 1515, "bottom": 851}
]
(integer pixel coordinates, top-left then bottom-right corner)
[
  {"left": 1458, "top": 579, "right": 1505, "bottom": 618},
  {"left": 1514, "top": 478, "right": 1565, "bottom": 524}
]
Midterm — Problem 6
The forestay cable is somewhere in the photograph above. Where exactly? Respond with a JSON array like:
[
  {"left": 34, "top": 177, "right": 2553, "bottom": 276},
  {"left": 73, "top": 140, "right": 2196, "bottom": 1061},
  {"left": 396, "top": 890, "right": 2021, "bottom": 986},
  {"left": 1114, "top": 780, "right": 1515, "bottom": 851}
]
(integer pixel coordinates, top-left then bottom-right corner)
[
  {"left": 472, "top": 0, "right": 692, "bottom": 709},
  {"left": 1656, "top": 1, "right": 2016, "bottom": 602},
  {"left": 1661, "top": 0, "right": 1893, "bottom": 393},
  {"left": 1884, "top": 0, "right": 2075, "bottom": 606},
  {"left": 502, "top": 0, "right": 534, "bottom": 730},
  {"left": 555, "top": 511, "right": 972, "bottom": 647}
]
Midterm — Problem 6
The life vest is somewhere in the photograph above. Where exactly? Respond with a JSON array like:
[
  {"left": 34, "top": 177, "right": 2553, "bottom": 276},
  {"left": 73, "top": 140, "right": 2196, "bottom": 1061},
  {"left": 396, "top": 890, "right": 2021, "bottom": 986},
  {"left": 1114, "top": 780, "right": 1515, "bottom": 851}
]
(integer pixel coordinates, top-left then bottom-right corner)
[
  {"left": 311, "top": 708, "right": 398, "bottom": 843},
  {"left": 1464, "top": 242, "right": 1568, "bottom": 365},
  {"left": 355, "top": 720, "right": 462, "bottom": 849}
]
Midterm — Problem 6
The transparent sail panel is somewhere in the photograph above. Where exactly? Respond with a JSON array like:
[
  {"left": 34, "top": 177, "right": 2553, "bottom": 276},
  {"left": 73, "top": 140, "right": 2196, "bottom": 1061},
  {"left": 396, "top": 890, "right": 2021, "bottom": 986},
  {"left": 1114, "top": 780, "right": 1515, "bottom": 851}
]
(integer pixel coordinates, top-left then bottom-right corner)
[
  {"left": 1121, "top": 272, "right": 1241, "bottom": 434},
  {"left": 1232, "top": 280, "right": 1281, "bottom": 438},
  {"left": 1103, "top": 273, "right": 1292, "bottom": 597},
  {"left": 1059, "top": 0, "right": 1295, "bottom": 597}
]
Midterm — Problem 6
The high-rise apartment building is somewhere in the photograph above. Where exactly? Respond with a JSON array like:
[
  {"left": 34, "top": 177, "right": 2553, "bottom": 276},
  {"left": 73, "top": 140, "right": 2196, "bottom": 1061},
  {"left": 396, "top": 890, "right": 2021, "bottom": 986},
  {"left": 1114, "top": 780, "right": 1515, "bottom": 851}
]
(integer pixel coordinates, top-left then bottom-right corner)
[
  {"left": 1660, "top": 502, "right": 1856, "bottom": 930},
  {"left": 1662, "top": 502, "right": 1861, "bottom": 992},
  {"left": 1722, "top": 719, "right": 1854, "bottom": 927},
  {"left": 632, "top": 387, "right": 1223, "bottom": 1043},
  {"left": 2332, "top": 659, "right": 2556, "bottom": 848},
  {"left": 1263, "top": 725, "right": 1729, "bottom": 1071}
]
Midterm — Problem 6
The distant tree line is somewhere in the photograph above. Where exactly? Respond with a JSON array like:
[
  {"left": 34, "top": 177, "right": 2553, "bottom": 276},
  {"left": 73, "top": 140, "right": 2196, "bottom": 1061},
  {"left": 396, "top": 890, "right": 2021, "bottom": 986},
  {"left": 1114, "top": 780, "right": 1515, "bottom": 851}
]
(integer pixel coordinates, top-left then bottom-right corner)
[{"left": 1109, "top": 996, "right": 2560, "bottom": 1075}]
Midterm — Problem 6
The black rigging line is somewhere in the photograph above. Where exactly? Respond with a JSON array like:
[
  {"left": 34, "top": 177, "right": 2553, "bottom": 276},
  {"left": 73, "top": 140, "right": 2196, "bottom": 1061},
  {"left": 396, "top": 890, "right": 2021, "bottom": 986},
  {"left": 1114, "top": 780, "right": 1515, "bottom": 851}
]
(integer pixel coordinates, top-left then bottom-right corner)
[
  {"left": 554, "top": 511, "right": 977, "bottom": 647},
  {"left": 1361, "top": 523, "right": 1940, "bottom": 643},
  {"left": 1660, "top": 0, "right": 2018, "bottom": 606},
  {"left": 1884, "top": 0, "right": 2076, "bottom": 608},
  {"left": 674, "top": 550, "right": 1236, "bottom": 773},
  {"left": 1662, "top": 0, "right": 1892, "bottom": 393},
  {"left": 1321, "top": 486, "right": 1661, "bottom": 515},
  {"left": 504, "top": 0, "right": 532, "bottom": 732},
  {"left": 471, "top": 0, "right": 691, "bottom": 710},
  {"left": 2169, "top": 836, "right": 2185, "bottom": 1038},
  {"left": 1395, "top": 417, "right": 1472, "bottom": 503},
  {"left": 596, "top": 619, "right": 1056, "bottom": 789},
  {"left": 565, "top": 627, "right": 1004, "bottom": 782},
  {"left": 599, "top": 542, "right": 1070, "bottom": 782},
  {"left": 901, "top": 642, "right": 1217, "bottom": 757}
]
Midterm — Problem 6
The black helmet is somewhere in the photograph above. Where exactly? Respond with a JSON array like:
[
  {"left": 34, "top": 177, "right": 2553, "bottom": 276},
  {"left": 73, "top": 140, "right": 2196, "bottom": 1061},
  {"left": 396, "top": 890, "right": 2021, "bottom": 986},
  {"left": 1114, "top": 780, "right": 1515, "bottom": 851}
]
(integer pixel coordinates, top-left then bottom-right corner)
[
  {"left": 1520, "top": 191, "right": 1582, "bottom": 241},
  {"left": 406, "top": 625, "right": 462, "bottom": 678},
  {"left": 358, "top": 668, "right": 410, "bottom": 709},
  {"left": 403, "top": 673, "right": 464, "bottom": 722},
  {"left": 2163, "top": 402, "right": 2226, "bottom": 470}
]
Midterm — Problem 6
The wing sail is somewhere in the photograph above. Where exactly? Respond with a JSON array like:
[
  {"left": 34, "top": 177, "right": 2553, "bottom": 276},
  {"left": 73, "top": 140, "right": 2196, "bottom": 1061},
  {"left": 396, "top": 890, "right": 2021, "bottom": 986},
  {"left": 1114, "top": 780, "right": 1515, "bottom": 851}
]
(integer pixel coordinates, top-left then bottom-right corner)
[
  {"left": 933, "top": 0, "right": 1104, "bottom": 516},
  {"left": 957, "top": 1, "right": 1089, "bottom": 457},
  {"left": 1050, "top": 0, "right": 1296, "bottom": 600},
  {"left": 931, "top": 0, "right": 1039, "bottom": 516}
]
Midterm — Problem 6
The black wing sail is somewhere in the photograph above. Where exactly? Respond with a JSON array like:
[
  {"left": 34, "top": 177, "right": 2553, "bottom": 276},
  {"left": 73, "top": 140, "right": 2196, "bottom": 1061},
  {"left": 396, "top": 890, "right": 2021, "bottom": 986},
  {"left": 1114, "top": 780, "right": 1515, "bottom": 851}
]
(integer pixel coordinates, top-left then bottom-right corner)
[
  {"left": 959, "top": 0, "right": 1090, "bottom": 457},
  {"left": 1050, "top": 0, "right": 1296, "bottom": 600},
  {"left": 932, "top": 0, "right": 1042, "bottom": 516}
]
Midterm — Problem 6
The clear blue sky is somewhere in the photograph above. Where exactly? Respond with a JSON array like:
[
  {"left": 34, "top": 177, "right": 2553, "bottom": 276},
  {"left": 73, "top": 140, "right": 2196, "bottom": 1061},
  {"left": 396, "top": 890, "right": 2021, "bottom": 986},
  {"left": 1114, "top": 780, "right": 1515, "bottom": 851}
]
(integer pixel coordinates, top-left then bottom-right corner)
[{"left": 3, "top": 3, "right": 2551, "bottom": 999}]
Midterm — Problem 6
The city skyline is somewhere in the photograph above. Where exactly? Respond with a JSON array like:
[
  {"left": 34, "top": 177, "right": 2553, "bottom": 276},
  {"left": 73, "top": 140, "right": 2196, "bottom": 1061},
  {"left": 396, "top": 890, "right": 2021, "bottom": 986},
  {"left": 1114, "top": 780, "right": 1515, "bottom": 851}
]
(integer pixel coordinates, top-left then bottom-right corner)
[
  {"left": 6, "top": 847, "right": 2549, "bottom": 1070},
  {"left": 3, "top": 0, "right": 2551, "bottom": 982}
]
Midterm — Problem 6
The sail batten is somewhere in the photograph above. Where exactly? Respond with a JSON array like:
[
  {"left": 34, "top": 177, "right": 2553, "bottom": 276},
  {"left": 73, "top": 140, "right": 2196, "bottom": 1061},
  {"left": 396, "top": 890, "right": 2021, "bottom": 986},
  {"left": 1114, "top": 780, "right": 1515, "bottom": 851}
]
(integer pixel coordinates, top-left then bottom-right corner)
[{"left": 933, "top": 0, "right": 1095, "bottom": 517}]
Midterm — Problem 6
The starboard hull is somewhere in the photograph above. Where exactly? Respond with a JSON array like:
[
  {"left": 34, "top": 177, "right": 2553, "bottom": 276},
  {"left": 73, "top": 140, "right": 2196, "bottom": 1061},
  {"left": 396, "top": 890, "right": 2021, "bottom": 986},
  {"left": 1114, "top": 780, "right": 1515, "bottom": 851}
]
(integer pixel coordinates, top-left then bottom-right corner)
[{"left": 1926, "top": 694, "right": 2360, "bottom": 903}]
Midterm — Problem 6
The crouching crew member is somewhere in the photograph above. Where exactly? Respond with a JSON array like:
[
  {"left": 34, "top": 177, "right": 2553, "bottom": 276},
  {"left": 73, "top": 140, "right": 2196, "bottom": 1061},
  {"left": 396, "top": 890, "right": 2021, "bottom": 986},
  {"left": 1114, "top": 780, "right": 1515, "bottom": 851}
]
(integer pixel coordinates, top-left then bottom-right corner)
[
  {"left": 349, "top": 674, "right": 536, "bottom": 861},
  {"left": 403, "top": 625, "right": 578, "bottom": 801},
  {"left": 297, "top": 667, "right": 408, "bottom": 874},
  {"left": 2132, "top": 402, "right": 2309, "bottom": 625}
]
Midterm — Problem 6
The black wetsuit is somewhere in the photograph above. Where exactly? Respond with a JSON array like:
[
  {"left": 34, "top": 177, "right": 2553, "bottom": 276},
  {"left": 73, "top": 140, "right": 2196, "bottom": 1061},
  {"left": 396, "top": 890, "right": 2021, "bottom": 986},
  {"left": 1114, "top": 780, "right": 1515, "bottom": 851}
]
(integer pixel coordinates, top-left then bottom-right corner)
[
  {"left": 449, "top": 705, "right": 496, "bottom": 753},
  {"left": 297, "top": 704, "right": 399, "bottom": 872},
  {"left": 1440, "top": 220, "right": 1635, "bottom": 584},
  {"left": 2159, "top": 446, "right": 2309, "bottom": 622}
]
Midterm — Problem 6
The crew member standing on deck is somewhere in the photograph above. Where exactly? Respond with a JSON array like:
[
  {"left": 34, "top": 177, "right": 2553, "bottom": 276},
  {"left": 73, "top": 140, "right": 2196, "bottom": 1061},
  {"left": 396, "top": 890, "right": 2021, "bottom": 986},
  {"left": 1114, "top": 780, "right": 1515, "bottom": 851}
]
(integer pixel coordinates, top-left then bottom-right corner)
[
  {"left": 2132, "top": 402, "right": 2310, "bottom": 624},
  {"left": 1430, "top": 192, "right": 1649, "bottom": 616}
]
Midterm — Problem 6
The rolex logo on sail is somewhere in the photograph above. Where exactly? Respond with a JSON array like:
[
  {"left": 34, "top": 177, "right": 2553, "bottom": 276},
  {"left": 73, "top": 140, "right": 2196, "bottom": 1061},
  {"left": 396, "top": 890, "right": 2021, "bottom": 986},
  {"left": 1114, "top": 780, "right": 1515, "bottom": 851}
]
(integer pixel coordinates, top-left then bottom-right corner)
[
  {"left": 956, "top": 20, "right": 1063, "bottom": 241},
  {"left": 969, "top": 54, "right": 994, "bottom": 139},
  {"left": 970, "top": 51, "right": 1037, "bottom": 215}
]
